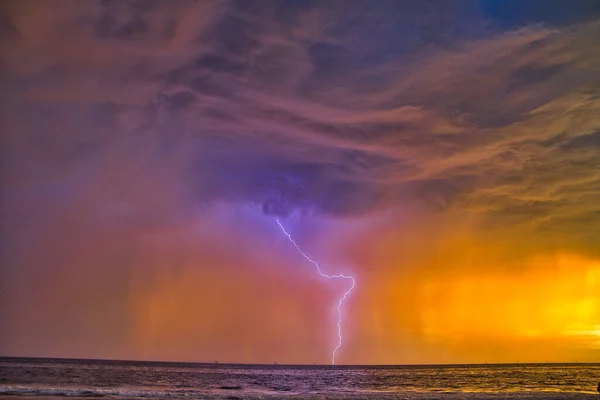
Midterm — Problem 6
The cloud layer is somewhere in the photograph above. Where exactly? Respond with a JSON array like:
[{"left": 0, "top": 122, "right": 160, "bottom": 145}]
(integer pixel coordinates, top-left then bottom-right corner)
[{"left": 1, "top": 0, "right": 600, "bottom": 363}]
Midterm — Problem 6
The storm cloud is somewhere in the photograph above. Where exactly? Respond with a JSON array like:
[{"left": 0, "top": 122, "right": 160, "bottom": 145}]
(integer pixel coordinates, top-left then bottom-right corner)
[{"left": 1, "top": 0, "right": 600, "bottom": 363}]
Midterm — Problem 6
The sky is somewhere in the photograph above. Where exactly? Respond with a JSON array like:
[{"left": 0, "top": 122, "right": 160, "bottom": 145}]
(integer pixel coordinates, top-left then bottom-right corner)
[{"left": 1, "top": 0, "right": 600, "bottom": 365}]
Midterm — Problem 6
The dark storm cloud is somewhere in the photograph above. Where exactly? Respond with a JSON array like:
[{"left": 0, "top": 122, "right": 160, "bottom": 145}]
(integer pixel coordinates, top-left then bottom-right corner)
[{"left": 2, "top": 0, "right": 600, "bottom": 247}]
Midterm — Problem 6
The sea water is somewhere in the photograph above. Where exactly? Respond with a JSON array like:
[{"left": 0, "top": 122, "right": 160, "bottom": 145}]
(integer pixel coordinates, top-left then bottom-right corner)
[{"left": 0, "top": 358, "right": 598, "bottom": 399}]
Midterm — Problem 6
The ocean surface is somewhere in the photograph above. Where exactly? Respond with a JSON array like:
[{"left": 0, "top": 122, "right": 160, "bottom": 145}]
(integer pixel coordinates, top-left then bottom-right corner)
[{"left": 0, "top": 358, "right": 599, "bottom": 399}]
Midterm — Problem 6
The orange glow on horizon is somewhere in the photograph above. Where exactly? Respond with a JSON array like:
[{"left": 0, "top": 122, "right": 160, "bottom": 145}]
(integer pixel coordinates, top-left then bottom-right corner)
[
  {"left": 348, "top": 251, "right": 600, "bottom": 364},
  {"left": 416, "top": 254, "right": 599, "bottom": 343},
  {"left": 127, "top": 224, "right": 600, "bottom": 364}
]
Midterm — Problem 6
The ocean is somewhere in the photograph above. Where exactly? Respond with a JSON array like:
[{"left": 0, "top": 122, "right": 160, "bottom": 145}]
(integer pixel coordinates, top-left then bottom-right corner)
[{"left": 0, "top": 358, "right": 598, "bottom": 399}]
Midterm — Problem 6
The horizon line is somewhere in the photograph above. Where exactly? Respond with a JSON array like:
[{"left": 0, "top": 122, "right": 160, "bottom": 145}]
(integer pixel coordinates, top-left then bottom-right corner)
[{"left": 1, "top": 355, "right": 598, "bottom": 367}]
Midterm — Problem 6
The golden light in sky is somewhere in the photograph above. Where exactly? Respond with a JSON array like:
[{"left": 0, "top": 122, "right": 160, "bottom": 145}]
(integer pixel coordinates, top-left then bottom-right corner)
[{"left": 414, "top": 254, "right": 599, "bottom": 356}]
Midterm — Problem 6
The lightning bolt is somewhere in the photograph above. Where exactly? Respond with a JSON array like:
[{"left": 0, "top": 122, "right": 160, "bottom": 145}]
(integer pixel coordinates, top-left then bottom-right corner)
[{"left": 276, "top": 218, "right": 355, "bottom": 365}]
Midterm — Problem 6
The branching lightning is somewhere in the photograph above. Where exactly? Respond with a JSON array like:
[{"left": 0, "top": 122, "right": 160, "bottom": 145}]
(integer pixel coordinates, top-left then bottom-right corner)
[{"left": 276, "top": 218, "right": 355, "bottom": 365}]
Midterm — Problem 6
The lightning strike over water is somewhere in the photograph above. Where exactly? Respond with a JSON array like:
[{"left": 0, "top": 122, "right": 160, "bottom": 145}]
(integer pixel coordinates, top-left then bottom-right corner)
[{"left": 276, "top": 218, "right": 356, "bottom": 365}]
